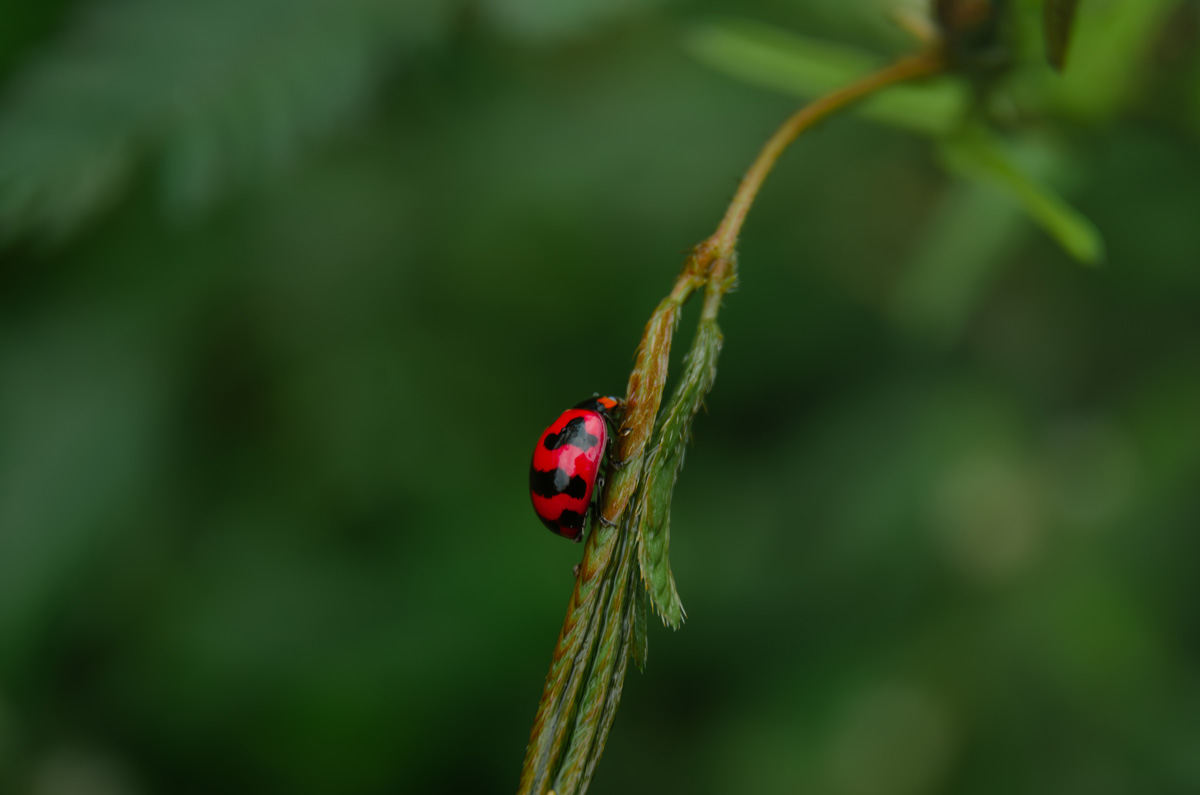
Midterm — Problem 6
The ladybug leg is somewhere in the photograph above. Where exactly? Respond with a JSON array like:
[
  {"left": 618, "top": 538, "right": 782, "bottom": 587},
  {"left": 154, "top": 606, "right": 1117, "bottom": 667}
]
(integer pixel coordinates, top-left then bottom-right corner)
[
  {"left": 591, "top": 467, "right": 616, "bottom": 528},
  {"left": 593, "top": 503, "right": 615, "bottom": 528},
  {"left": 589, "top": 423, "right": 629, "bottom": 529}
]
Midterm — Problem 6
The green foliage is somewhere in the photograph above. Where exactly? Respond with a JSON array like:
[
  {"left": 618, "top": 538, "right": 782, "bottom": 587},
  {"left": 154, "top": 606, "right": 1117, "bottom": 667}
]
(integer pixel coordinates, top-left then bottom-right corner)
[
  {"left": 1042, "top": 0, "right": 1080, "bottom": 70},
  {"left": 482, "top": 0, "right": 663, "bottom": 41},
  {"left": 518, "top": 516, "right": 640, "bottom": 795},
  {"left": 1, "top": 1, "right": 1197, "bottom": 794},
  {"left": 634, "top": 316, "right": 723, "bottom": 628},
  {"left": 631, "top": 577, "right": 648, "bottom": 672},
  {"left": 940, "top": 129, "right": 1103, "bottom": 264},
  {"left": 1036, "top": 0, "right": 1178, "bottom": 120},
  {"left": 685, "top": 20, "right": 965, "bottom": 136},
  {"left": 0, "top": 0, "right": 448, "bottom": 240},
  {"left": 686, "top": 11, "right": 1117, "bottom": 268},
  {"left": 889, "top": 174, "right": 1030, "bottom": 344},
  {"left": 547, "top": 522, "right": 639, "bottom": 795}
]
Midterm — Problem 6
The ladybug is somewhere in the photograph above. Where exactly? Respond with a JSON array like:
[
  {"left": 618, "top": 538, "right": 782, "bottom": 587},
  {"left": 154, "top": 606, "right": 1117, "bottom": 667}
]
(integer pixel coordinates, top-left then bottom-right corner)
[{"left": 529, "top": 395, "right": 624, "bottom": 542}]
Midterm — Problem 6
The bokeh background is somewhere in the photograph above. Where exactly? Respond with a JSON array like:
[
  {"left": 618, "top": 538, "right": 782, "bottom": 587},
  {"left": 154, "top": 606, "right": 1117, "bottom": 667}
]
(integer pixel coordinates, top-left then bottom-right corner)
[{"left": 1, "top": 0, "right": 1199, "bottom": 793}]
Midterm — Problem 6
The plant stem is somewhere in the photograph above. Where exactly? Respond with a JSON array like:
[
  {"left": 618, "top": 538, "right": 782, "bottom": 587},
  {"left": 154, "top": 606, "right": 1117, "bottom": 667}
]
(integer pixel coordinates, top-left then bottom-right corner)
[
  {"left": 518, "top": 44, "right": 946, "bottom": 795},
  {"left": 710, "top": 48, "right": 946, "bottom": 260}
]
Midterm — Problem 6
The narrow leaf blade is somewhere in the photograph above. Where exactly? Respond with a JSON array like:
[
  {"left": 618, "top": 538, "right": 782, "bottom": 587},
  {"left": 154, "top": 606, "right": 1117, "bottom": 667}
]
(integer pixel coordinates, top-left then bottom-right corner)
[
  {"left": 940, "top": 131, "right": 1104, "bottom": 265},
  {"left": 632, "top": 577, "right": 648, "bottom": 672},
  {"left": 517, "top": 520, "right": 628, "bottom": 794},
  {"left": 636, "top": 316, "right": 723, "bottom": 627},
  {"left": 1044, "top": 0, "right": 1081, "bottom": 71},
  {"left": 550, "top": 519, "right": 639, "bottom": 795},
  {"left": 1040, "top": 0, "right": 1177, "bottom": 120},
  {"left": 684, "top": 18, "right": 965, "bottom": 136}
]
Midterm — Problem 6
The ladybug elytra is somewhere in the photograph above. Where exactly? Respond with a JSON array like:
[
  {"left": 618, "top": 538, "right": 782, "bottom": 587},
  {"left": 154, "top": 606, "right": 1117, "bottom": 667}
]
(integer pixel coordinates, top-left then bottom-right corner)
[{"left": 529, "top": 395, "right": 624, "bottom": 542}]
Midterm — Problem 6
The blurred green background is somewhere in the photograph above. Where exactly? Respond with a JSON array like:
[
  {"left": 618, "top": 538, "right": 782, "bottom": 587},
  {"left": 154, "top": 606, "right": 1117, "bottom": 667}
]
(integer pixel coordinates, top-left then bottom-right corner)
[{"left": 1, "top": 0, "right": 1199, "bottom": 793}]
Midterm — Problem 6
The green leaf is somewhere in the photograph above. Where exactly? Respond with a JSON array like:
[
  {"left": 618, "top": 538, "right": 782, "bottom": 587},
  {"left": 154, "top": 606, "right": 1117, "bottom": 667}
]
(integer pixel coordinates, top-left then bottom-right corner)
[
  {"left": 890, "top": 177, "right": 1033, "bottom": 347},
  {"left": 0, "top": 0, "right": 449, "bottom": 243},
  {"left": 684, "top": 18, "right": 966, "bottom": 136},
  {"left": 481, "top": 0, "right": 663, "bottom": 41},
  {"left": 634, "top": 314, "right": 722, "bottom": 628},
  {"left": 518, "top": 519, "right": 640, "bottom": 795},
  {"left": 558, "top": 545, "right": 639, "bottom": 795},
  {"left": 1037, "top": 0, "right": 1177, "bottom": 120},
  {"left": 632, "top": 576, "right": 648, "bottom": 672},
  {"left": 940, "top": 130, "right": 1104, "bottom": 265},
  {"left": 1043, "top": 0, "right": 1081, "bottom": 71}
]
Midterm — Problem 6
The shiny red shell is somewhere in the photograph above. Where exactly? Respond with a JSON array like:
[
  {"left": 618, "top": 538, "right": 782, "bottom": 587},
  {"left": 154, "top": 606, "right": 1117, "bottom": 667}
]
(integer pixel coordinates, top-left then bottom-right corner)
[{"left": 529, "top": 396, "right": 622, "bottom": 541}]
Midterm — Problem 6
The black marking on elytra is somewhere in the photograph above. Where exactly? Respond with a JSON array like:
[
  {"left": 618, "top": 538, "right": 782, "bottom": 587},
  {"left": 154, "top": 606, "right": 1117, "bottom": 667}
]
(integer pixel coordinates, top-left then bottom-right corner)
[
  {"left": 556, "top": 508, "right": 586, "bottom": 531},
  {"left": 543, "top": 416, "right": 599, "bottom": 452},
  {"left": 530, "top": 466, "right": 588, "bottom": 500}
]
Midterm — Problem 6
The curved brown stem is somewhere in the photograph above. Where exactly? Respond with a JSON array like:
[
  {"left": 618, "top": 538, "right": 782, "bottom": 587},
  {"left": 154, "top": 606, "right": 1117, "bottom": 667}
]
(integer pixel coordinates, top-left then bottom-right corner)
[{"left": 709, "top": 48, "right": 946, "bottom": 261}]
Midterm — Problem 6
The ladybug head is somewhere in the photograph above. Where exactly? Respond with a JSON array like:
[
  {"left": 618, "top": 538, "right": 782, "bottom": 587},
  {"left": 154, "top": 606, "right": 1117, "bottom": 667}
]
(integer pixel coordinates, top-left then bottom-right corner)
[{"left": 574, "top": 395, "right": 624, "bottom": 419}]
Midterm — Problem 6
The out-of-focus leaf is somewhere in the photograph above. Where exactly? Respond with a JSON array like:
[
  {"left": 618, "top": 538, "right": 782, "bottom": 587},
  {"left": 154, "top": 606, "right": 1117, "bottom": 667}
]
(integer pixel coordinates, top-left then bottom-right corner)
[
  {"left": 685, "top": 19, "right": 966, "bottom": 136},
  {"left": 940, "top": 130, "right": 1103, "bottom": 264},
  {"left": 0, "top": 0, "right": 449, "bottom": 243},
  {"left": 631, "top": 576, "right": 648, "bottom": 672},
  {"left": 0, "top": 316, "right": 167, "bottom": 671},
  {"left": 482, "top": 0, "right": 662, "bottom": 41},
  {"left": 0, "top": 3, "right": 71, "bottom": 78},
  {"left": 1043, "top": 0, "right": 1081, "bottom": 71},
  {"left": 892, "top": 128, "right": 1079, "bottom": 346},
  {"left": 1037, "top": 0, "right": 1177, "bottom": 120},
  {"left": 890, "top": 178, "right": 1030, "bottom": 347}
]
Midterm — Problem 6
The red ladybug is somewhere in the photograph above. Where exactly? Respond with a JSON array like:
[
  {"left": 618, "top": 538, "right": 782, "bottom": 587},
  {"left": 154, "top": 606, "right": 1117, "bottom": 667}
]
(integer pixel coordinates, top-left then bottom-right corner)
[{"left": 529, "top": 395, "right": 624, "bottom": 541}]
